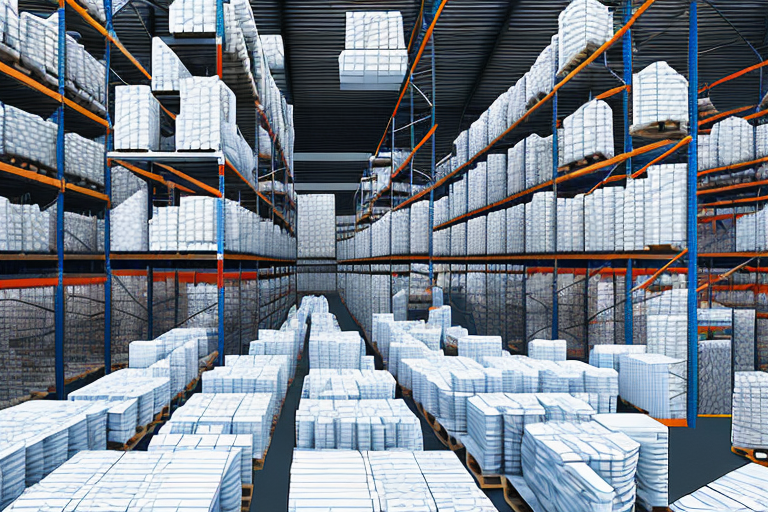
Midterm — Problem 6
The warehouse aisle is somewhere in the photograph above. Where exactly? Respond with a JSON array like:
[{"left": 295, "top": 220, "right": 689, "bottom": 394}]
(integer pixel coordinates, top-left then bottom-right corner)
[
  {"left": 324, "top": 293, "right": 513, "bottom": 512},
  {"left": 252, "top": 321, "right": 310, "bottom": 511}
]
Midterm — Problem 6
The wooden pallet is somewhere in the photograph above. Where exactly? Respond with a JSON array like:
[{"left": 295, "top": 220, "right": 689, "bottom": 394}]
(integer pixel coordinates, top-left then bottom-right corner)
[
  {"left": 557, "top": 41, "right": 601, "bottom": 77},
  {"left": 416, "top": 402, "right": 464, "bottom": 451},
  {"left": 630, "top": 120, "right": 688, "bottom": 140},
  {"left": 644, "top": 244, "right": 683, "bottom": 253},
  {"left": 558, "top": 153, "right": 608, "bottom": 174},
  {"left": 107, "top": 424, "right": 149, "bottom": 451},
  {"left": 465, "top": 451, "right": 503, "bottom": 489},
  {"left": 241, "top": 484, "right": 254, "bottom": 512},
  {"left": 731, "top": 445, "right": 768, "bottom": 467},
  {"left": 397, "top": 383, "right": 412, "bottom": 397},
  {"left": 502, "top": 477, "right": 535, "bottom": 512},
  {"left": 525, "top": 92, "right": 548, "bottom": 111}
]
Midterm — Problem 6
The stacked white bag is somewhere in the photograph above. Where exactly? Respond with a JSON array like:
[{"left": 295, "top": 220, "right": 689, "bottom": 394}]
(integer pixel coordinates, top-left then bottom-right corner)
[
  {"left": 178, "top": 196, "right": 217, "bottom": 251},
  {"left": 409, "top": 201, "right": 430, "bottom": 255},
  {"left": 168, "top": 0, "right": 215, "bottom": 34},
  {"left": 711, "top": 116, "right": 755, "bottom": 167},
  {"left": 506, "top": 204, "right": 525, "bottom": 254},
  {"left": 151, "top": 37, "right": 192, "bottom": 92},
  {"left": 467, "top": 215, "right": 487, "bottom": 256},
  {"left": 557, "top": 0, "right": 613, "bottom": 75},
  {"left": 619, "top": 353, "right": 686, "bottom": 419},
  {"left": 64, "top": 133, "right": 104, "bottom": 186},
  {"left": 525, "top": 191, "right": 556, "bottom": 253},
  {"left": 731, "top": 371, "right": 768, "bottom": 449},
  {"left": 339, "top": 11, "right": 407, "bottom": 90},
  {"left": 631, "top": 61, "right": 688, "bottom": 133},
  {"left": 644, "top": 164, "right": 687, "bottom": 248},
  {"left": 560, "top": 99, "right": 614, "bottom": 166},
  {"left": 2, "top": 104, "right": 57, "bottom": 170},
  {"left": 114, "top": 85, "right": 161, "bottom": 151}
]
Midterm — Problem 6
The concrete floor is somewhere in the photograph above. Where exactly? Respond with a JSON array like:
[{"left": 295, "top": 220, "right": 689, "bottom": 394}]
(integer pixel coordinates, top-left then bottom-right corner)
[{"left": 244, "top": 292, "right": 747, "bottom": 510}]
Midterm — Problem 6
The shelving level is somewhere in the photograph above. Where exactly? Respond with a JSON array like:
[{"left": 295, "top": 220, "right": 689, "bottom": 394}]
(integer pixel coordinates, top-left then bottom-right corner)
[
  {"left": 337, "top": 0, "right": 768, "bottom": 430},
  {"left": 0, "top": 0, "right": 297, "bottom": 407}
]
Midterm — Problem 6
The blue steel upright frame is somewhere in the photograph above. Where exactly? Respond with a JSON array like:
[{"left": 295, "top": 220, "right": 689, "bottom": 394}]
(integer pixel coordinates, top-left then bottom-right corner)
[
  {"left": 623, "top": 0, "right": 634, "bottom": 346},
  {"left": 104, "top": 0, "right": 114, "bottom": 374},
  {"left": 551, "top": 49, "right": 559, "bottom": 339},
  {"left": 55, "top": 0, "right": 67, "bottom": 400},
  {"left": 216, "top": 0, "right": 226, "bottom": 366},
  {"left": 687, "top": 0, "right": 699, "bottom": 428}
]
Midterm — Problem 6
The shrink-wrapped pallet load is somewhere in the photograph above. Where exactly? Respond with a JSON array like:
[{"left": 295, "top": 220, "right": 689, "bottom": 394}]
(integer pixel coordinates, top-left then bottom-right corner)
[
  {"left": 64, "top": 133, "right": 104, "bottom": 186},
  {"left": 3, "top": 104, "right": 57, "bottom": 169},
  {"left": 527, "top": 35, "right": 558, "bottom": 107},
  {"left": 711, "top": 116, "right": 755, "bottom": 167},
  {"left": 644, "top": 164, "right": 687, "bottom": 248},
  {"left": 110, "top": 189, "right": 148, "bottom": 251},
  {"left": 558, "top": 0, "right": 613, "bottom": 76},
  {"left": 619, "top": 353, "right": 686, "bottom": 419},
  {"left": 178, "top": 196, "right": 217, "bottom": 251},
  {"left": 506, "top": 203, "right": 525, "bottom": 254},
  {"left": 486, "top": 209, "right": 507, "bottom": 254},
  {"left": 731, "top": 371, "right": 768, "bottom": 449},
  {"left": 409, "top": 200, "right": 430, "bottom": 255},
  {"left": 151, "top": 37, "right": 191, "bottom": 92},
  {"left": 507, "top": 138, "right": 526, "bottom": 196},
  {"left": 467, "top": 215, "right": 487, "bottom": 256},
  {"left": 114, "top": 85, "right": 161, "bottom": 151},
  {"left": 631, "top": 61, "right": 688, "bottom": 135},
  {"left": 560, "top": 99, "right": 614, "bottom": 166},
  {"left": 168, "top": 0, "right": 216, "bottom": 34}
]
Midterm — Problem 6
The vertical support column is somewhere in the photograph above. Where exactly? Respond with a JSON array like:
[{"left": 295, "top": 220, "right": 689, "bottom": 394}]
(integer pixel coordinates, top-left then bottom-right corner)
[
  {"left": 522, "top": 266, "right": 528, "bottom": 353},
  {"left": 623, "top": 0, "right": 634, "bottom": 347},
  {"left": 428, "top": 37, "right": 436, "bottom": 288},
  {"left": 625, "top": 259, "right": 633, "bottom": 344},
  {"left": 687, "top": 0, "right": 699, "bottom": 428},
  {"left": 147, "top": 183, "right": 154, "bottom": 338},
  {"left": 54, "top": 0, "right": 66, "bottom": 400},
  {"left": 103, "top": 0, "right": 113, "bottom": 374},
  {"left": 217, "top": 163, "right": 226, "bottom": 365},
  {"left": 551, "top": 64, "right": 559, "bottom": 339},
  {"left": 584, "top": 265, "right": 591, "bottom": 358},
  {"left": 271, "top": 140, "right": 276, "bottom": 223}
]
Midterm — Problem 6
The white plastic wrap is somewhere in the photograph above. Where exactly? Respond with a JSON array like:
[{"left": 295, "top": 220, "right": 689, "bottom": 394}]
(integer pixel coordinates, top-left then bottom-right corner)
[
  {"left": 151, "top": 37, "right": 191, "bottom": 92},
  {"left": 631, "top": 61, "right": 688, "bottom": 132},
  {"left": 558, "top": 0, "right": 613, "bottom": 75},
  {"left": 114, "top": 85, "right": 160, "bottom": 151},
  {"left": 561, "top": 99, "right": 614, "bottom": 166}
]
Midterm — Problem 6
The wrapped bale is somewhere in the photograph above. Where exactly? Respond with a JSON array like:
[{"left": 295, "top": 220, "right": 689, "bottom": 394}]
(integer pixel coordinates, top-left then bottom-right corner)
[
  {"left": 151, "top": 37, "right": 191, "bottom": 92},
  {"left": 558, "top": 0, "right": 613, "bottom": 75},
  {"left": 114, "top": 85, "right": 160, "bottom": 151},
  {"left": 631, "top": 61, "right": 689, "bottom": 135}
]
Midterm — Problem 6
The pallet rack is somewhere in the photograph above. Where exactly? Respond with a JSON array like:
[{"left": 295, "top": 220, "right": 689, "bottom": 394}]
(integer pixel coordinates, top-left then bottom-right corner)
[
  {"left": 0, "top": 0, "right": 297, "bottom": 405},
  {"left": 340, "top": 0, "right": 768, "bottom": 430}
]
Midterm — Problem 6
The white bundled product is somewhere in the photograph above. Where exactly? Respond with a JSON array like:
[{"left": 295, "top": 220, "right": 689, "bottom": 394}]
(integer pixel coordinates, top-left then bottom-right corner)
[
  {"left": 176, "top": 76, "right": 236, "bottom": 151},
  {"left": 261, "top": 34, "right": 284, "bottom": 71},
  {"left": 469, "top": 112, "right": 488, "bottom": 158},
  {"left": 698, "top": 339, "right": 732, "bottom": 415},
  {"left": 434, "top": 196, "right": 449, "bottom": 226},
  {"left": 409, "top": 201, "right": 430, "bottom": 255},
  {"left": 68, "top": 369, "right": 170, "bottom": 431},
  {"left": 21, "top": 204, "right": 49, "bottom": 252},
  {"left": 525, "top": 134, "right": 553, "bottom": 189},
  {"left": 298, "top": 194, "right": 336, "bottom": 258},
  {"left": 338, "top": 49, "right": 408, "bottom": 91},
  {"left": 558, "top": 0, "right": 613, "bottom": 75},
  {"left": 711, "top": 116, "right": 755, "bottom": 167},
  {"left": 450, "top": 176, "right": 468, "bottom": 219},
  {"left": 433, "top": 228, "right": 450, "bottom": 256},
  {"left": 344, "top": 11, "right": 405, "bottom": 50},
  {"left": 18, "top": 12, "right": 55, "bottom": 79},
  {"left": 168, "top": 0, "right": 215, "bottom": 34},
  {"left": 309, "top": 331, "right": 366, "bottom": 369},
  {"left": 149, "top": 206, "right": 179, "bottom": 251},
  {"left": 758, "top": 124, "right": 768, "bottom": 159},
  {"left": 151, "top": 37, "right": 191, "bottom": 92},
  {"left": 631, "top": 62, "right": 688, "bottom": 132},
  {"left": 468, "top": 163, "right": 488, "bottom": 211},
  {"left": 527, "top": 35, "right": 558, "bottom": 106},
  {"left": 459, "top": 335, "right": 502, "bottom": 362},
  {"left": 619, "top": 353, "right": 686, "bottom": 419},
  {"left": 594, "top": 413, "right": 669, "bottom": 509},
  {"left": 488, "top": 92, "right": 510, "bottom": 141},
  {"left": 502, "top": 394, "right": 548, "bottom": 475},
  {"left": 114, "top": 85, "right": 160, "bottom": 151},
  {"left": 295, "top": 399, "right": 423, "bottom": 451},
  {"left": 445, "top": 325, "right": 468, "bottom": 351},
  {"left": 451, "top": 222, "right": 467, "bottom": 256},
  {"left": 0, "top": 0, "right": 21, "bottom": 57},
  {"left": 486, "top": 153, "right": 507, "bottom": 204},
  {"left": 670, "top": 463, "right": 768, "bottom": 512},
  {"left": 465, "top": 394, "right": 508, "bottom": 474},
  {"left": 64, "top": 133, "right": 104, "bottom": 186},
  {"left": 467, "top": 215, "right": 487, "bottom": 256},
  {"left": 392, "top": 289, "right": 408, "bottom": 322},
  {"left": 731, "top": 371, "right": 768, "bottom": 449},
  {"left": 589, "top": 344, "right": 647, "bottom": 372},
  {"left": 4, "top": 451, "right": 242, "bottom": 512},
  {"left": 536, "top": 393, "right": 596, "bottom": 422},
  {"left": 508, "top": 74, "right": 527, "bottom": 126},
  {"left": 219, "top": 354, "right": 290, "bottom": 402},
  {"left": 4, "top": 105, "right": 57, "bottom": 170},
  {"left": 53, "top": 211, "right": 97, "bottom": 252},
  {"left": 303, "top": 370, "right": 395, "bottom": 400},
  {"left": 178, "top": 196, "right": 216, "bottom": 251},
  {"left": 507, "top": 137, "right": 526, "bottom": 196},
  {"left": 561, "top": 99, "right": 614, "bottom": 166},
  {"left": 644, "top": 164, "right": 687, "bottom": 248},
  {"left": 647, "top": 314, "right": 687, "bottom": 365},
  {"left": 486, "top": 209, "right": 506, "bottom": 254},
  {"left": 623, "top": 178, "right": 645, "bottom": 250},
  {"left": 481, "top": 356, "right": 540, "bottom": 393},
  {"left": 164, "top": 393, "right": 274, "bottom": 459},
  {"left": 585, "top": 186, "right": 620, "bottom": 251},
  {"left": 697, "top": 133, "right": 717, "bottom": 172},
  {"left": 454, "top": 130, "right": 469, "bottom": 167},
  {"left": 734, "top": 309, "right": 756, "bottom": 371},
  {"left": 148, "top": 433, "right": 254, "bottom": 485},
  {"left": 506, "top": 204, "right": 525, "bottom": 254},
  {"left": 428, "top": 305, "right": 452, "bottom": 344},
  {"left": 525, "top": 191, "right": 556, "bottom": 253},
  {"left": 528, "top": 338, "right": 567, "bottom": 361},
  {"left": 522, "top": 421, "right": 639, "bottom": 512},
  {"left": 409, "top": 325, "right": 442, "bottom": 351}
]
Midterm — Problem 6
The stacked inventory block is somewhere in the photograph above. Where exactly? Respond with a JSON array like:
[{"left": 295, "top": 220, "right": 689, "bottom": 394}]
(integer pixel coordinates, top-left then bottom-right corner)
[
  {"left": 298, "top": 194, "right": 336, "bottom": 258},
  {"left": 731, "top": 371, "right": 768, "bottom": 449},
  {"left": 409, "top": 201, "right": 430, "bottom": 255},
  {"left": 711, "top": 116, "right": 755, "bottom": 167},
  {"left": 670, "top": 463, "right": 768, "bottom": 511},
  {"left": 698, "top": 339, "right": 732, "bottom": 415},
  {"left": 302, "top": 370, "right": 396, "bottom": 400},
  {"left": 522, "top": 421, "right": 640, "bottom": 512},
  {"left": 458, "top": 335, "right": 502, "bottom": 362},
  {"left": 295, "top": 399, "right": 423, "bottom": 451},
  {"left": 594, "top": 414, "right": 669, "bottom": 510},
  {"left": 151, "top": 37, "right": 192, "bottom": 92},
  {"left": 114, "top": 85, "right": 161, "bottom": 151},
  {"left": 644, "top": 164, "right": 687, "bottom": 248},
  {"left": 560, "top": 99, "right": 614, "bottom": 166},
  {"left": 557, "top": 0, "right": 613, "bottom": 75},
  {"left": 631, "top": 61, "right": 689, "bottom": 134},
  {"left": 589, "top": 344, "right": 647, "bottom": 372},
  {"left": 339, "top": 11, "right": 407, "bottom": 90},
  {"left": 529, "top": 339, "right": 567, "bottom": 361},
  {"left": 619, "top": 353, "right": 686, "bottom": 419},
  {"left": 178, "top": 197, "right": 217, "bottom": 251}
]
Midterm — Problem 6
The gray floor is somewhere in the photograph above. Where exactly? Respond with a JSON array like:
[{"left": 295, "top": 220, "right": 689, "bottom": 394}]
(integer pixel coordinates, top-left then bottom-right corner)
[{"left": 248, "top": 293, "right": 749, "bottom": 510}]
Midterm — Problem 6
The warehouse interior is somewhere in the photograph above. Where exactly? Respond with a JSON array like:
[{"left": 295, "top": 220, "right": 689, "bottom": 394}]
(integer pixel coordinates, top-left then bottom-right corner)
[{"left": 2, "top": 0, "right": 768, "bottom": 510}]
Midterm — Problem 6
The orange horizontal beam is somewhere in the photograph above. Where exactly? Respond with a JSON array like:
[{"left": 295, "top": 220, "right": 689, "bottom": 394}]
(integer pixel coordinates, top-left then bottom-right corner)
[
  {"left": 630, "top": 136, "right": 691, "bottom": 179},
  {"left": 595, "top": 84, "right": 630, "bottom": 100},
  {"left": 697, "top": 212, "right": 746, "bottom": 223},
  {"left": 0, "top": 160, "right": 61, "bottom": 189},
  {"left": 656, "top": 418, "right": 688, "bottom": 428},
  {"left": 698, "top": 105, "right": 756, "bottom": 126},
  {"left": 744, "top": 109, "right": 768, "bottom": 122},
  {"left": 155, "top": 162, "right": 222, "bottom": 197},
  {"left": 634, "top": 249, "right": 688, "bottom": 291},
  {"left": 698, "top": 178, "right": 768, "bottom": 196},
  {"left": 700, "top": 58, "right": 768, "bottom": 93},
  {"left": 375, "top": 0, "right": 449, "bottom": 156},
  {"left": 698, "top": 156, "right": 768, "bottom": 178},
  {"left": 704, "top": 195, "right": 768, "bottom": 207},
  {"left": 65, "top": 183, "right": 109, "bottom": 204},
  {"left": 0, "top": 276, "right": 106, "bottom": 289},
  {"left": 111, "top": 159, "right": 168, "bottom": 186}
]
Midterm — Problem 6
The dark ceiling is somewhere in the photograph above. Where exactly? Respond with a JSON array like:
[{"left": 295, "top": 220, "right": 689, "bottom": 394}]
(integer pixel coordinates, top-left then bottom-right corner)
[{"left": 110, "top": 0, "right": 768, "bottom": 215}]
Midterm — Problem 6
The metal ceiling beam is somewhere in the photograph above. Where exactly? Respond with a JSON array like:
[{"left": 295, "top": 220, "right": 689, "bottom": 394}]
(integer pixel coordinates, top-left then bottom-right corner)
[
  {"left": 455, "top": 0, "right": 518, "bottom": 135},
  {"left": 294, "top": 152, "right": 371, "bottom": 162},
  {"left": 278, "top": 0, "right": 294, "bottom": 103},
  {"left": 294, "top": 183, "right": 360, "bottom": 191}
]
